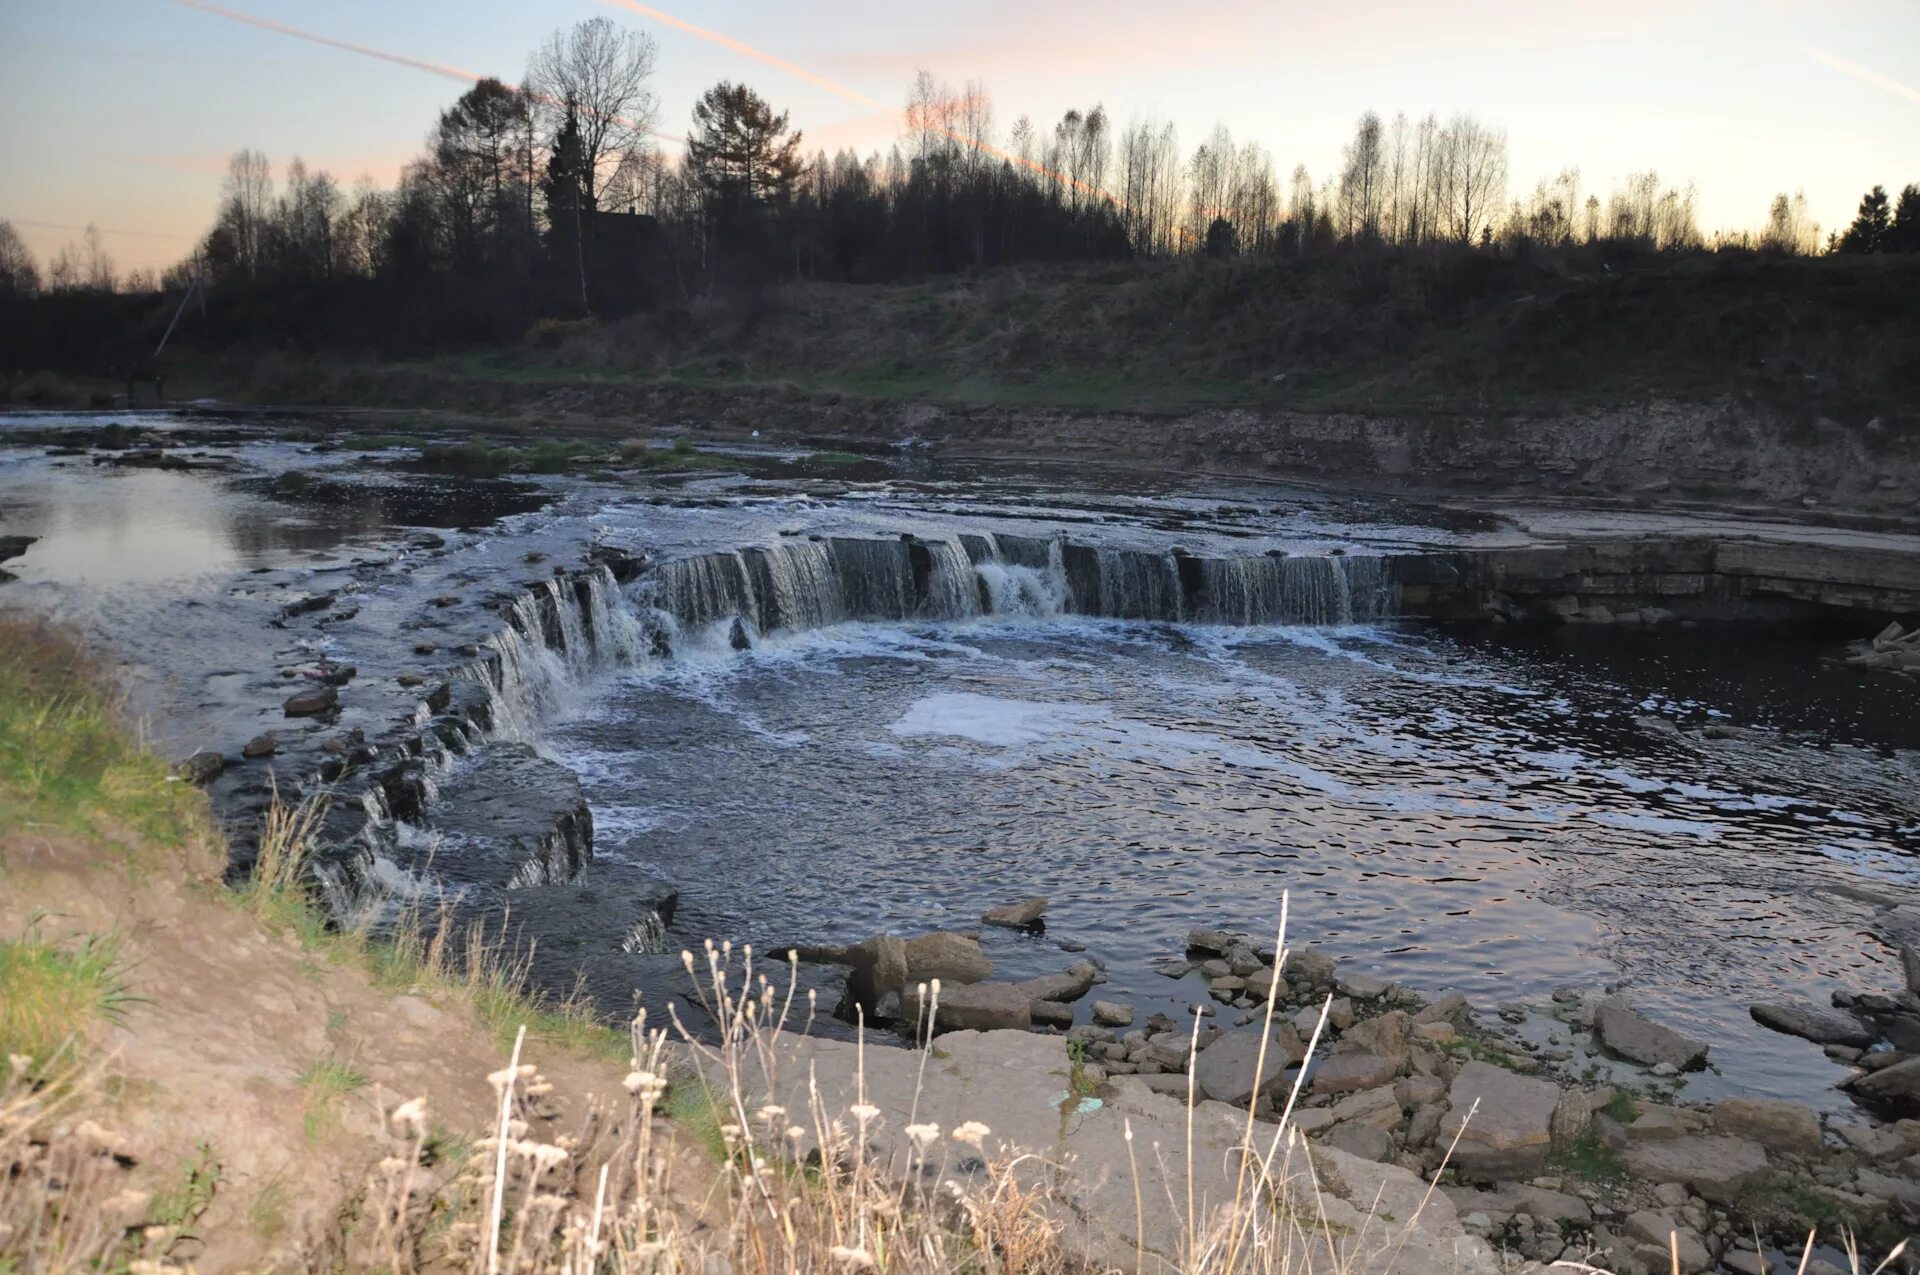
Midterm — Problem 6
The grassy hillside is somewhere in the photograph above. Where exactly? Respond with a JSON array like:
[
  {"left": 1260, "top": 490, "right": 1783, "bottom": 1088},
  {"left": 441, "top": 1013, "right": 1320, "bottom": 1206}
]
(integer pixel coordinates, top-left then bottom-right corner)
[{"left": 391, "top": 250, "right": 1920, "bottom": 422}]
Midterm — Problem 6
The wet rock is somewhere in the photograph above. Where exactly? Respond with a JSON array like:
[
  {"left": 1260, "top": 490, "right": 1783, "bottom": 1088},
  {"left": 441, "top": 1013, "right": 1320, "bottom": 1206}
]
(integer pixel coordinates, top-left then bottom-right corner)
[
  {"left": 1091, "top": 1000, "right": 1134, "bottom": 1027},
  {"left": 0, "top": 535, "right": 34, "bottom": 564},
  {"left": 903, "top": 932, "right": 992, "bottom": 985},
  {"left": 983, "top": 897, "right": 1048, "bottom": 930},
  {"left": 1311, "top": 1053, "right": 1397, "bottom": 1096},
  {"left": 1594, "top": 996, "right": 1709, "bottom": 1069},
  {"left": 280, "top": 591, "right": 337, "bottom": 618},
  {"left": 841, "top": 937, "right": 910, "bottom": 1020},
  {"left": 1023, "top": 962, "right": 1097, "bottom": 1004},
  {"left": 1903, "top": 945, "right": 1920, "bottom": 997},
  {"left": 241, "top": 733, "right": 277, "bottom": 759},
  {"left": 1440, "top": 1062, "right": 1561, "bottom": 1178},
  {"left": 1284, "top": 945, "right": 1336, "bottom": 988},
  {"left": 1335, "top": 971, "right": 1391, "bottom": 1001},
  {"left": 422, "top": 742, "right": 593, "bottom": 891},
  {"left": 1845, "top": 1056, "right": 1920, "bottom": 1117},
  {"left": 318, "top": 664, "right": 355, "bottom": 686},
  {"left": 1192, "top": 1031, "right": 1288, "bottom": 1107},
  {"left": 283, "top": 686, "right": 338, "bottom": 717},
  {"left": 1711, "top": 1097, "right": 1821, "bottom": 1155},
  {"left": 424, "top": 681, "right": 453, "bottom": 713},
  {"left": 396, "top": 672, "right": 426, "bottom": 688},
  {"left": 172, "top": 751, "right": 225, "bottom": 784},
  {"left": 1623, "top": 1134, "right": 1769, "bottom": 1204},
  {"left": 1749, "top": 1000, "right": 1876, "bottom": 1046},
  {"left": 1030, "top": 1001, "right": 1074, "bottom": 1029}
]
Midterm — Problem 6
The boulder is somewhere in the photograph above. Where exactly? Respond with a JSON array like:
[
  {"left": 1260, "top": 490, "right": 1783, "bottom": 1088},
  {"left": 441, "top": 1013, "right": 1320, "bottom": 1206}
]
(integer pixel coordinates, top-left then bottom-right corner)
[
  {"left": 1192, "top": 1031, "right": 1289, "bottom": 1107},
  {"left": 1628, "top": 1105, "right": 1707, "bottom": 1142},
  {"left": 1594, "top": 996, "right": 1709, "bottom": 1069},
  {"left": 1243, "top": 966, "right": 1280, "bottom": 1001},
  {"left": 1846, "top": 1056, "right": 1920, "bottom": 1117},
  {"left": 1550, "top": 1089, "right": 1592, "bottom": 1146},
  {"left": 1623, "top": 1134, "right": 1769, "bottom": 1204},
  {"left": 1185, "top": 928, "right": 1241, "bottom": 956},
  {"left": 1414, "top": 992, "right": 1470, "bottom": 1025},
  {"left": 1022, "top": 962, "right": 1098, "bottom": 1004},
  {"left": 1711, "top": 1097, "right": 1821, "bottom": 1155},
  {"left": 1749, "top": 1001, "right": 1876, "bottom": 1047},
  {"left": 983, "top": 897, "right": 1048, "bottom": 929},
  {"left": 911, "top": 982, "right": 1032, "bottom": 1033},
  {"left": 1091, "top": 1000, "right": 1134, "bottom": 1027},
  {"left": 1903, "top": 945, "right": 1920, "bottom": 997},
  {"left": 1342, "top": 1011, "right": 1411, "bottom": 1069},
  {"left": 1439, "top": 1061, "right": 1561, "bottom": 1178},
  {"left": 1335, "top": 971, "right": 1391, "bottom": 1000},
  {"left": 1624, "top": 1213, "right": 1711, "bottom": 1273},
  {"left": 241, "top": 733, "right": 277, "bottom": 759},
  {"left": 1323, "top": 1123, "right": 1393, "bottom": 1162},
  {"left": 842, "top": 937, "right": 909, "bottom": 1020},
  {"left": 1284, "top": 946, "right": 1336, "bottom": 988},
  {"left": 1030, "top": 1001, "right": 1074, "bottom": 1029},
  {"left": 283, "top": 686, "right": 338, "bottom": 717},
  {"left": 1443, "top": 1184, "right": 1592, "bottom": 1226},
  {"left": 172, "top": 751, "right": 225, "bottom": 784},
  {"left": 903, "top": 932, "right": 992, "bottom": 985},
  {"left": 1310, "top": 1053, "right": 1398, "bottom": 1096},
  {"left": 1327, "top": 1085, "right": 1402, "bottom": 1130}
]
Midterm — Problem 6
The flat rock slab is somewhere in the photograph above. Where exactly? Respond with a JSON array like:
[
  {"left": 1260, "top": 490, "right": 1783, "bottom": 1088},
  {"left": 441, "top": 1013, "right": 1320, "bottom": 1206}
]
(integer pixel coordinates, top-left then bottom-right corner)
[
  {"left": 1310, "top": 1052, "right": 1397, "bottom": 1095},
  {"left": 1749, "top": 1000, "right": 1876, "bottom": 1047},
  {"left": 1441, "top": 1061, "right": 1561, "bottom": 1179},
  {"left": 1623, "top": 1134, "right": 1769, "bottom": 1204},
  {"left": 1193, "top": 1031, "right": 1289, "bottom": 1106},
  {"left": 982, "top": 897, "right": 1047, "bottom": 929},
  {"left": 1846, "top": 1056, "right": 1920, "bottom": 1117},
  {"left": 1710, "top": 1097, "right": 1821, "bottom": 1155},
  {"left": 696, "top": 1027, "right": 1500, "bottom": 1275},
  {"left": 1594, "top": 996, "right": 1710, "bottom": 1069}
]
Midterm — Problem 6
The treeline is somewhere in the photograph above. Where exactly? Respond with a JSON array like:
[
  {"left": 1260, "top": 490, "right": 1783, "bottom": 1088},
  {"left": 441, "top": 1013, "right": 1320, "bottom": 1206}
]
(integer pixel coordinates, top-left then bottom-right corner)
[{"left": 3, "top": 14, "right": 1919, "bottom": 362}]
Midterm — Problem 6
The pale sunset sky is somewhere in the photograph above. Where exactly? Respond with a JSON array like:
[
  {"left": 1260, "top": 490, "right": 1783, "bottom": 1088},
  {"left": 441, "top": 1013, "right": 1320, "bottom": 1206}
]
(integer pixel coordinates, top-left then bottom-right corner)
[{"left": 2, "top": 0, "right": 1916, "bottom": 274}]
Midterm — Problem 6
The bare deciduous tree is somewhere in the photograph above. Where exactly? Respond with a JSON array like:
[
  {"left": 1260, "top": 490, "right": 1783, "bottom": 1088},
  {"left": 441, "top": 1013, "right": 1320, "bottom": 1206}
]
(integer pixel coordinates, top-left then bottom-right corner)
[
  {"left": 0, "top": 220, "right": 40, "bottom": 296},
  {"left": 529, "top": 17, "right": 660, "bottom": 211},
  {"left": 1436, "top": 114, "right": 1507, "bottom": 245}
]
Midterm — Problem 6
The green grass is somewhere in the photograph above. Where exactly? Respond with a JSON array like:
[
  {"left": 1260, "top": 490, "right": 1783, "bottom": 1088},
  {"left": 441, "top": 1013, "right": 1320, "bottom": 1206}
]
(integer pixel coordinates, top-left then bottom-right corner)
[
  {"left": 0, "top": 923, "right": 135, "bottom": 1077},
  {"left": 0, "top": 614, "right": 207, "bottom": 845},
  {"left": 150, "top": 1141, "right": 221, "bottom": 1228},
  {"left": 1598, "top": 1089, "right": 1639, "bottom": 1124},
  {"left": 299, "top": 1055, "right": 368, "bottom": 1143},
  {"left": 339, "top": 433, "right": 427, "bottom": 451},
  {"left": 663, "top": 1081, "right": 729, "bottom": 1164},
  {"left": 1545, "top": 1131, "right": 1629, "bottom": 1185},
  {"left": 618, "top": 437, "right": 738, "bottom": 473},
  {"left": 1437, "top": 1035, "right": 1521, "bottom": 1070}
]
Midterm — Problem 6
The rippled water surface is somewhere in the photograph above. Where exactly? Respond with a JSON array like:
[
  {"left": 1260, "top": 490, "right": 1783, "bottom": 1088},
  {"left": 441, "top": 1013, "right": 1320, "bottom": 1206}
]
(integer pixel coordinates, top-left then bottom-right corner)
[{"left": 553, "top": 615, "right": 1920, "bottom": 1106}]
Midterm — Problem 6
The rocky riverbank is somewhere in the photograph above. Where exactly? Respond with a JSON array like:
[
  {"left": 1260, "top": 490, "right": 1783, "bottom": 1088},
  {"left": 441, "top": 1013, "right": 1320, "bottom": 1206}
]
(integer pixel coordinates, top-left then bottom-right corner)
[{"left": 788, "top": 903, "right": 1918, "bottom": 1272}]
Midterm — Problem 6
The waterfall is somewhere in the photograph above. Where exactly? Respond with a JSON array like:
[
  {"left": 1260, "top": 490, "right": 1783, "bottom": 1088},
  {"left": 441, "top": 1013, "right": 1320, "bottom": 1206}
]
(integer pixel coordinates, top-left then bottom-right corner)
[
  {"left": 622, "top": 911, "right": 669, "bottom": 954},
  {"left": 545, "top": 578, "right": 592, "bottom": 677},
  {"left": 922, "top": 538, "right": 985, "bottom": 620},
  {"left": 1189, "top": 554, "right": 1395, "bottom": 625},
  {"left": 1096, "top": 547, "right": 1184, "bottom": 620},
  {"left": 745, "top": 540, "right": 846, "bottom": 633},
  {"left": 584, "top": 566, "right": 644, "bottom": 663}
]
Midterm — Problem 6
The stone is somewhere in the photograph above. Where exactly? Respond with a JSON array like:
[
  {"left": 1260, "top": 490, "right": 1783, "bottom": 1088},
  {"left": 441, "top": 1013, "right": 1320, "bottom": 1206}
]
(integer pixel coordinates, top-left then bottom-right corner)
[
  {"left": 283, "top": 686, "right": 338, "bottom": 717},
  {"left": 1406, "top": 1104, "right": 1442, "bottom": 1148},
  {"left": 1413, "top": 1021, "right": 1458, "bottom": 1043},
  {"left": 1030, "top": 1001, "right": 1074, "bottom": 1029},
  {"left": 1594, "top": 997, "right": 1709, "bottom": 1070},
  {"left": 1856, "top": 1166, "right": 1920, "bottom": 1211},
  {"left": 1192, "top": 1032, "right": 1289, "bottom": 1107},
  {"left": 982, "top": 897, "right": 1048, "bottom": 929},
  {"left": 1335, "top": 971, "right": 1391, "bottom": 1000},
  {"left": 1324, "top": 1124, "right": 1393, "bottom": 1162},
  {"left": 903, "top": 932, "right": 993, "bottom": 985},
  {"left": 1846, "top": 1056, "right": 1920, "bottom": 1117},
  {"left": 1444, "top": 1185, "right": 1592, "bottom": 1227},
  {"left": 842, "top": 936, "right": 910, "bottom": 1018},
  {"left": 909, "top": 981, "right": 1032, "bottom": 1033},
  {"left": 1550, "top": 1089, "right": 1592, "bottom": 1147},
  {"left": 1328, "top": 1085, "right": 1402, "bottom": 1130},
  {"left": 1091, "top": 1000, "right": 1134, "bottom": 1027},
  {"left": 1624, "top": 1213, "right": 1711, "bottom": 1273},
  {"left": 1711, "top": 1097, "right": 1821, "bottom": 1155},
  {"left": 1750, "top": 1001, "right": 1876, "bottom": 1047},
  {"left": 1628, "top": 1105, "right": 1706, "bottom": 1142},
  {"left": 241, "top": 733, "right": 277, "bottom": 759},
  {"left": 1415, "top": 992, "right": 1470, "bottom": 1025},
  {"left": 1023, "top": 962, "right": 1098, "bottom": 1004},
  {"left": 1623, "top": 1135, "right": 1769, "bottom": 1204},
  {"left": 1328, "top": 997, "right": 1355, "bottom": 1030},
  {"left": 1311, "top": 1053, "right": 1398, "bottom": 1096},
  {"left": 1284, "top": 946, "right": 1336, "bottom": 988},
  {"left": 1342, "top": 1011, "right": 1411, "bottom": 1068},
  {"left": 172, "top": 750, "right": 225, "bottom": 784},
  {"left": 1397, "top": 1075, "right": 1446, "bottom": 1107},
  {"left": 1439, "top": 1062, "right": 1561, "bottom": 1179},
  {"left": 1269, "top": 1023, "right": 1307, "bottom": 1066},
  {"left": 1185, "top": 928, "right": 1240, "bottom": 956},
  {"left": 1903, "top": 945, "right": 1920, "bottom": 997}
]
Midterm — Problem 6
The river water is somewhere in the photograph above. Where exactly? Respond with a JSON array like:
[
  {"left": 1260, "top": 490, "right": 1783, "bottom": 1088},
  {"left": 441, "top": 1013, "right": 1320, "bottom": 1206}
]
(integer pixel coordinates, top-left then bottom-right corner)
[{"left": 2, "top": 411, "right": 1916, "bottom": 1110}]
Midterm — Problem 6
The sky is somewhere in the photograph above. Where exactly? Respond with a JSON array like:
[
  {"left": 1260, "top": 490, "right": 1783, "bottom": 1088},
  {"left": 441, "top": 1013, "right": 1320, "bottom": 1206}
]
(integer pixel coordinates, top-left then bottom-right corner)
[{"left": 2, "top": 0, "right": 1917, "bottom": 275}]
